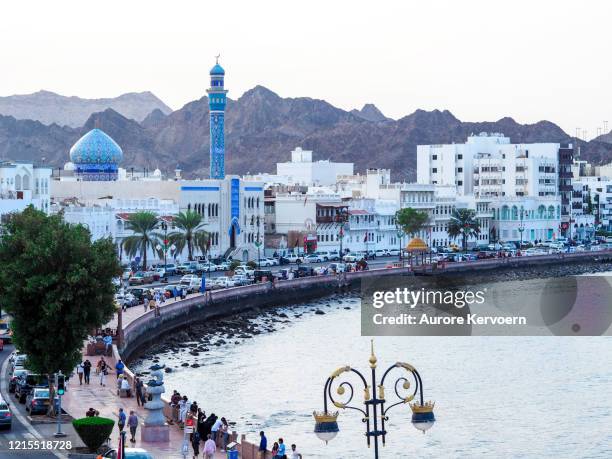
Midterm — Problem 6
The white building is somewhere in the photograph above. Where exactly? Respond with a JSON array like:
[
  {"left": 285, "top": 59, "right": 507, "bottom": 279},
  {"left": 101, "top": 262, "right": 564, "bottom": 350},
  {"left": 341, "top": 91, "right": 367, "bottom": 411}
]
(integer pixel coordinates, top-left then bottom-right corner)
[
  {"left": 417, "top": 133, "right": 561, "bottom": 198},
  {"left": 274, "top": 147, "right": 353, "bottom": 186},
  {"left": 0, "top": 161, "right": 52, "bottom": 222}
]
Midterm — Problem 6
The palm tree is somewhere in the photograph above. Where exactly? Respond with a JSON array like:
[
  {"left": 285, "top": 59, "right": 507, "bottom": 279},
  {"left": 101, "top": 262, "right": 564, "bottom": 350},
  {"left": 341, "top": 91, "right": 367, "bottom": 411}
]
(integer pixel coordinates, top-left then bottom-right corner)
[
  {"left": 447, "top": 208, "right": 481, "bottom": 252},
  {"left": 167, "top": 211, "right": 209, "bottom": 261},
  {"left": 121, "top": 211, "right": 163, "bottom": 270}
]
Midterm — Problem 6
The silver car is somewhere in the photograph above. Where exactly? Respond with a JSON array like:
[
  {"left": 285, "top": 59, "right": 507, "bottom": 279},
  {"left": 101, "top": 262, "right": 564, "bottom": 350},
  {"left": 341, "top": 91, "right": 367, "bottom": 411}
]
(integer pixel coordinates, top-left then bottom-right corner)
[{"left": 0, "top": 397, "right": 12, "bottom": 429}]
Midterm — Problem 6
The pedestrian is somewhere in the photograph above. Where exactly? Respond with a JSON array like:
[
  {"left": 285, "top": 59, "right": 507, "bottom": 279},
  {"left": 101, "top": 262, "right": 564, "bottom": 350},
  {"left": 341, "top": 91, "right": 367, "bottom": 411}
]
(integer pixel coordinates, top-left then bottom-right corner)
[
  {"left": 103, "top": 334, "right": 113, "bottom": 355},
  {"left": 190, "top": 400, "right": 198, "bottom": 416},
  {"left": 290, "top": 444, "right": 302, "bottom": 459},
  {"left": 211, "top": 415, "right": 222, "bottom": 446},
  {"left": 259, "top": 431, "right": 268, "bottom": 459},
  {"left": 115, "top": 359, "right": 125, "bottom": 378},
  {"left": 120, "top": 376, "right": 131, "bottom": 397},
  {"left": 220, "top": 417, "right": 229, "bottom": 452},
  {"left": 99, "top": 360, "right": 108, "bottom": 386},
  {"left": 203, "top": 434, "right": 216, "bottom": 459},
  {"left": 128, "top": 410, "right": 138, "bottom": 442},
  {"left": 179, "top": 396, "right": 189, "bottom": 425},
  {"left": 118, "top": 408, "right": 126, "bottom": 432},
  {"left": 83, "top": 360, "right": 92, "bottom": 384},
  {"left": 277, "top": 438, "right": 286, "bottom": 458},
  {"left": 76, "top": 362, "right": 84, "bottom": 385},
  {"left": 192, "top": 429, "right": 201, "bottom": 458},
  {"left": 144, "top": 296, "right": 149, "bottom": 312},
  {"left": 197, "top": 409, "right": 206, "bottom": 441},
  {"left": 135, "top": 377, "right": 144, "bottom": 407},
  {"left": 86, "top": 407, "right": 99, "bottom": 417},
  {"left": 271, "top": 442, "right": 279, "bottom": 458}
]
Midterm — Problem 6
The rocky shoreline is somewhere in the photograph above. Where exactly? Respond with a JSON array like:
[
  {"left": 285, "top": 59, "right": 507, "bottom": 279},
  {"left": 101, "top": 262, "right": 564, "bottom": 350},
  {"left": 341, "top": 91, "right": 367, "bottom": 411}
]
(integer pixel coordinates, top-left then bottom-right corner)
[{"left": 130, "top": 260, "right": 612, "bottom": 375}]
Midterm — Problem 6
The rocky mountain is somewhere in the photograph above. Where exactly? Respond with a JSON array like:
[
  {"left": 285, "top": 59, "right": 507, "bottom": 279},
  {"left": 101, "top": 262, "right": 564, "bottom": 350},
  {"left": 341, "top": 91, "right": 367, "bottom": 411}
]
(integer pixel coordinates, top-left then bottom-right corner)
[
  {"left": 0, "top": 85, "right": 610, "bottom": 180},
  {"left": 0, "top": 90, "right": 172, "bottom": 127},
  {"left": 350, "top": 103, "right": 389, "bottom": 122}
]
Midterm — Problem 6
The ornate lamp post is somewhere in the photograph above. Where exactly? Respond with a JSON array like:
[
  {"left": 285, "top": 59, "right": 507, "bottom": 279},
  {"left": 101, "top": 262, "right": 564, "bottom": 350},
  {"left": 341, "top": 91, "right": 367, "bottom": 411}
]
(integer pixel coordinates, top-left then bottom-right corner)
[
  {"left": 255, "top": 232, "right": 262, "bottom": 268},
  {"left": 518, "top": 209, "right": 525, "bottom": 251},
  {"left": 313, "top": 341, "right": 435, "bottom": 458},
  {"left": 160, "top": 221, "right": 168, "bottom": 269},
  {"left": 338, "top": 208, "right": 349, "bottom": 256},
  {"left": 395, "top": 226, "right": 404, "bottom": 264}
]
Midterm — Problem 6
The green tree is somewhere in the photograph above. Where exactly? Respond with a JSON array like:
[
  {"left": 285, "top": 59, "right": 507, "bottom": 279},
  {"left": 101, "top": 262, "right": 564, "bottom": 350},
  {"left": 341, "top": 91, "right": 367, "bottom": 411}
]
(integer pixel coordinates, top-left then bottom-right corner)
[
  {"left": 0, "top": 206, "right": 120, "bottom": 414},
  {"left": 121, "top": 211, "right": 162, "bottom": 270},
  {"left": 447, "top": 208, "right": 481, "bottom": 252},
  {"left": 167, "top": 211, "right": 209, "bottom": 261},
  {"left": 395, "top": 207, "right": 429, "bottom": 236}
]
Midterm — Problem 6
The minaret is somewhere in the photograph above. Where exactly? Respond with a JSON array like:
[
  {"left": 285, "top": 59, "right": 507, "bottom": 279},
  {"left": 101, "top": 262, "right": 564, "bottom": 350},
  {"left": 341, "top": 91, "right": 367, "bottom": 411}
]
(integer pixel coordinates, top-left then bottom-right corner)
[{"left": 207, "top": 56, "right": 227, "bottom": 179}]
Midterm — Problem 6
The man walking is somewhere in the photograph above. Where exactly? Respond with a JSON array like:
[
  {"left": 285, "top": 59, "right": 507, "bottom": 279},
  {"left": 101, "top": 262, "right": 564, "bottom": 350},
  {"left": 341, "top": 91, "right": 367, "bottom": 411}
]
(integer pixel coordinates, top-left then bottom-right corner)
[
  {"left": 128, "top": 410, "right": 138, "bottom": 443},
  {"left": 115, "top": 359, "right": 125, "bottom": 378},
  {"left": 134, "top": 377, "right": 145, "bottom": 407},
  {"left": 118, "top": 408, "right": 126, "bottom": 432},
  {"left": 203, "top": 434, "right": 216, "bottom": 459},
  {"left": 290, "top": 444, "right": 302, "bottom": 459},
  {"left": 83, "top": 360, "right": 91, "bottom": 384},
  {"left": 258, "top": 431, "right": 267, "bottom": 459},
  {"left": 278, "top": 438, "right": 286, "bottom": 458}
]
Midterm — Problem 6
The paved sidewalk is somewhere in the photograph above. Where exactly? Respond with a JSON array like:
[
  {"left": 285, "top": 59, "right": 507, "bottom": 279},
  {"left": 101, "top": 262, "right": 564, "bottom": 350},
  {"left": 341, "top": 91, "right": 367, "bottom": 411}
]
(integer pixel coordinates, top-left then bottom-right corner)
[{"left": 62, "top": 351, "right": 226, "bottom": 458}]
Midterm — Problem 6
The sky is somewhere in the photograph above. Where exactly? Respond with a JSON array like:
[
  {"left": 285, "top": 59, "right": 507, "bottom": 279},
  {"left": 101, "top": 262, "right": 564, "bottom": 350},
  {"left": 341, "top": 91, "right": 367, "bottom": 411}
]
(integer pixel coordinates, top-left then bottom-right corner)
[{"left": 1, "top": 0, "right": 611, "bottom": 138}]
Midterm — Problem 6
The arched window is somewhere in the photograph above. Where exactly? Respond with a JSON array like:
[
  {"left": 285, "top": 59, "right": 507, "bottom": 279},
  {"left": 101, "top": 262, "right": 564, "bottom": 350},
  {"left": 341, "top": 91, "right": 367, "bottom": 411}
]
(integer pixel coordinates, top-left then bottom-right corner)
[
  {"left": 23, "top": 175, "right": 30, "bottom": 190},
  {"left": 501, "top": 206, "right": 510, "bottom": 220},
  {"left": 15, "top": 175, "right": 21, "bottom": 191},
  {"left": 511, "top": 206, "right": 518, "bottom": 220},
  {"left": 547, "top": 206, "right": 555, "bottom": 219},
  {"left": 256, "top": 197, "right": 260, "bottom": 208},
  {"left": 208, "top": 203, "right": 211, "bottom": 217},
  {"left": 537, "top": 205, "right": 545, "bottom": 219}
]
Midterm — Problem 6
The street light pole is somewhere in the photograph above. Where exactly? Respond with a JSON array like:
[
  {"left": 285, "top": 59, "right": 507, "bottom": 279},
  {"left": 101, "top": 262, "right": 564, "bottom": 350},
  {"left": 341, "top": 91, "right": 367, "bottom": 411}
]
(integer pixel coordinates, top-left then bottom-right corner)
[
  {"left": 518, "top": 209, "right": 525, "bottom": 251},
  {"left": 314, "top": 341, "right": 435, "bottom": 458}
]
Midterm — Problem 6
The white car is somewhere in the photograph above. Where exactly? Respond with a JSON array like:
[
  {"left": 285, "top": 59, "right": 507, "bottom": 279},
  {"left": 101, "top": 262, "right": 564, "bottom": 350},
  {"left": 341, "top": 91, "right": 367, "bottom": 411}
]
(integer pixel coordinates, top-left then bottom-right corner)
[
  {"left": 284, "top": 254, "right": 304, "bottom": 264},
  {"left": 215, "top": 276, "right": 236, "bottom": 288},
  {"left": 234, "top": 266, "right": 255, "bottom": 277},
  {"left": 180, "top": 274, "right": 200, "bottom": 284},
  {"left": 258, "top": 258, "right": 275, "bottom": 267},
  {"left": 198, "top": 262, "right": 218, "bottom": 272},
  {"left": 304, "top": 254, "right": 323, "bottom": 263},
  {"left": 388, "top": 249, "right": 400, "bottom": 257},
  {"left": 374, "top": 249, "right": 389, "bottom": 257},
  {"left": 343, "top": 254, "right": 358, "bottom": 262}
]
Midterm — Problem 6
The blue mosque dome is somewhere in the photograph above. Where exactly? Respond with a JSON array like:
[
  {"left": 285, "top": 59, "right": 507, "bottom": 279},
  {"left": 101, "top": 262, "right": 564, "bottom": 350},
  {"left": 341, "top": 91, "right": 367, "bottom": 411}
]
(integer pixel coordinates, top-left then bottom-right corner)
[
  {"left": 69, "top": 128, "right": 123, "bottom": 181},
  {"left": 210, "top": 63, "right": 225, "bottom": 75}
]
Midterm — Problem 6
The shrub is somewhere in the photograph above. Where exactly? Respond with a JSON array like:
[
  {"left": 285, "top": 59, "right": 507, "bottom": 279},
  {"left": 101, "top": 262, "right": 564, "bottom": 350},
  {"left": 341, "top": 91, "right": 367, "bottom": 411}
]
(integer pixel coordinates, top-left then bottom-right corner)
[
  {"left": 229, "top": 260, "right": 241, "bottom": 271},
  {"left": 72, "top": 417, "right": 115, "bottom": 452},
  {"left": 246, "top": 260, "right": 257, "bottom": 269}
]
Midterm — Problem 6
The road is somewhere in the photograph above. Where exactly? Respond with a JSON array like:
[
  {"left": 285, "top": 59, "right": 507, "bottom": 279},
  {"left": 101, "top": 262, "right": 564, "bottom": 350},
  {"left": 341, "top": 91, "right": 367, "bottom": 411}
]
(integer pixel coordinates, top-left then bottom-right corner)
[
  {"left": 127, "top": 255, "right": 404, "bottom": 290},
  {"left": 0, "top": 345, "right": 69, "bottom": 459}
]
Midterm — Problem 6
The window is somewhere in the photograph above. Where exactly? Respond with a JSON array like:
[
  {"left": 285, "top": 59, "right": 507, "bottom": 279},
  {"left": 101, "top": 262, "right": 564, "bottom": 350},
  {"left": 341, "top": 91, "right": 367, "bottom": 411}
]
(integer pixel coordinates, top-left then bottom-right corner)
[
  {"left": 432, "top": 155, "right": 437, "bottom": 160},
  {"left": 457, "top": 167, "right": 463, "bottom": 173},
  {"left": 457, "top": 180, "right": 463, "bottom": 186},
  {"left": 432, "top": 168, "right": 437, "bottom": 173}
]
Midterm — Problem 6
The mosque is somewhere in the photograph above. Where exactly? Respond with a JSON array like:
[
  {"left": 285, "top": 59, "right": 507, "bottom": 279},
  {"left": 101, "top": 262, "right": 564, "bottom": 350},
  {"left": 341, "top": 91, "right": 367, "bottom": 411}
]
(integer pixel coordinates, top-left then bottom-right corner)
[{"left": 50, "top": 60, "right": 265, "bottom": 263}]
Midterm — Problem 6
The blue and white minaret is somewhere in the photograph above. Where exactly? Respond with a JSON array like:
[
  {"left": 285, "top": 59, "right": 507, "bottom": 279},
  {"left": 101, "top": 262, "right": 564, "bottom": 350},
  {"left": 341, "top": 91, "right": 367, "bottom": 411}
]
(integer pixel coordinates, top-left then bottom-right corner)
[{"left": 207, "top": 56, "right": 228, "bottom": 179}]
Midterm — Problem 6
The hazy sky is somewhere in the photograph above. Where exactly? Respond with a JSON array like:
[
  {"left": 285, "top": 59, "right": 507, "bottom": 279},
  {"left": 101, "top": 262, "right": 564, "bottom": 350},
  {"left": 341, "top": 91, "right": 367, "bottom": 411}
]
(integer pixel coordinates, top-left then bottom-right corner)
[{"left": 2, "top": 0, "right": 611, "bottom": 138}]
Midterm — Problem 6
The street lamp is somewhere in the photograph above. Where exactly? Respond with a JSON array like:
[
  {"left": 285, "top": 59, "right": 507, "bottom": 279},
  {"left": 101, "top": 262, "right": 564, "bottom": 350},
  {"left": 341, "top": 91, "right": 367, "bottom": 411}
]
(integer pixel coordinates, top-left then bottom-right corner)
[
  {"left": 518, "top": 209, "right": 525, "bottom": 251},
  {"left": 314, "top": 341, "right": 435, "bottom": 459},
  {"left": 254, "top": 232, "right": 262, "bottom": 269},
  {"left": 338, "top": 208, "right": 348, "bottom": 256},
  {"left": 395, "top": 226, "right": 404, "bottom": 263},
  {"left": 160, "top": 221, "right": 168, "bottom": 270}
]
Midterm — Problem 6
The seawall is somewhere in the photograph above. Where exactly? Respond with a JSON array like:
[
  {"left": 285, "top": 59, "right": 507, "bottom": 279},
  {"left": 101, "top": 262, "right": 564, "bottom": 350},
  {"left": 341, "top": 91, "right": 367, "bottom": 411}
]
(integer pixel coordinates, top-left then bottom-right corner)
[{"left": 119, "top": 249, "right": 612, "bottom": 362}]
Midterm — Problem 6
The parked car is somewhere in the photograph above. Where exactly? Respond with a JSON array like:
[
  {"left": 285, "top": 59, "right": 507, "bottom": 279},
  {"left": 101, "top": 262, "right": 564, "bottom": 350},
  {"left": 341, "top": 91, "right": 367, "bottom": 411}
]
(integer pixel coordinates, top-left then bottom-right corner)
[
  {"left": 0, "top": 397, "right": 12, "bottom": 430},
  {"left": 177, "top": 262, "right": 199, "bottom": 275},
  {"left": 126, "top": 287, "right": 147, "bottom": 303},
  {"left": 253, "top": 270, "right": 274, "bottom": 282},
  {"left": 115, "top": 292, "right": 139, "bottom": 308},
  {"left": 231, "top": 274, "right": 252, "bottom": 286},
  {"left": 179, "top": 275, "right": 202, "bottom": 293},
  {"left": 216, "top": 261, "right": 230, "bottom": 271},
  {"left": 304, "top": 254, "right": 323, "bottom": 263},
  {"left": 162, "top": 264, "right": 178, "bottom": 276},
  {"left": 296, "top": 266, "right": 315, "bottom": 277},
  {"left": 214, "top": 276, "right": 236, "bottom": 289},
  {"left": 10, "top": 354, "right": 27, "bottom": 372},
  {"left": 388, "top": 248, "right": 401, "bottom": 257},
  {"left": 103, "top": 447, "right": 154, "bottom": 459},
  {"left": 284, "top": 254, "right": 304, "bottom": 264},
  {"left": 198, "top": 262, "right": 218, "bottom": 272},
  {"left": 328, "top": 262, "right": 347, "bottom": 273},
  {"left": 128, "top": 271, "right": 154, "bottom": 286},
  {"left": 26, "top": 387, "right": 51, "bottom": 415},
  {"left": 15, "top": 374, "right": 48, "bottom": 404},
  {"left": 162, "top": 284, "right": 180, "bottom": 298},
  {"left": 9, "top": 368, "right": 28, "bottom": 393},
  {"left": 375, "top": 249, "right": 389, "bottom": 258},
  {"left": 343, "top": 254, "right": 358, "bottom": 263},
  {"left": 258, "top": 258, "right": 275, "bottom": 268},
  {"left": 278, "top": 256, "right": 291, "bottom": 265},
  {"left": 234, "top": 266, "right": 255, "bottom": 277},
  {"left": 153, "top": 267, "right": 166, "bottom": 279}
]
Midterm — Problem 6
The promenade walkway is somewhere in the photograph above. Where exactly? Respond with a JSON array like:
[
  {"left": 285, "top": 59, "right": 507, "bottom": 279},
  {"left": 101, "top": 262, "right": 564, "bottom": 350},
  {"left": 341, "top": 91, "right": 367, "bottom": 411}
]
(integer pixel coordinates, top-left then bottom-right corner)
[{"left": 62, "top": 290, "right": 228, "bottom": 458}]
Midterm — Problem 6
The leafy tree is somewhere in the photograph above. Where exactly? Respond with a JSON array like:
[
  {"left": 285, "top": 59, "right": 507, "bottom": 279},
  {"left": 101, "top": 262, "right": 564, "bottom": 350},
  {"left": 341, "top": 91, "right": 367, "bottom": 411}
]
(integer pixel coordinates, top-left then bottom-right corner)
[
  {"left": 167, "top": 211, "right": 209, "bottom": 261},
  {"left": 395, "top": 207, "right": 429, "bottom": 236},
  {"left": 0, "top": 206, "right": 120, "bottom": 414},
  {"left": 447, "top": 208, "right": 481, "bottom": 252},
  {"left": 121, "top": 211, "right": 162, "bottom": 270}
]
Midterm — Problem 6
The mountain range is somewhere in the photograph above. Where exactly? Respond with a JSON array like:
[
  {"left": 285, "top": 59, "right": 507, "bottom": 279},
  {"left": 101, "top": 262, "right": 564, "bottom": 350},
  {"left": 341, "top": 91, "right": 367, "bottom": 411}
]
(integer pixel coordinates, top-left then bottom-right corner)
[
  {"left": 1, "top": 86, "right": 611, "bottom": 181},
  {"left": 0, "top": 90, "right": 171, "bottom": 127}
]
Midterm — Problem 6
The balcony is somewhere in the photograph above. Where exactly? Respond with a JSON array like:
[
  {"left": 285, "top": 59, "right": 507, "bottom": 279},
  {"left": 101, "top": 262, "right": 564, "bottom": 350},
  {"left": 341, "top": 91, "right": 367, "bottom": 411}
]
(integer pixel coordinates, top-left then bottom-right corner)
[
  {"left": 559, "top": 171, "right": 573, "bottom": 178},
  {"left": 559, "top": 185, "right": 573, "bottom": 192},
  {"left": 572, "top": 203, "right": 583, "bottom": 210}
]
